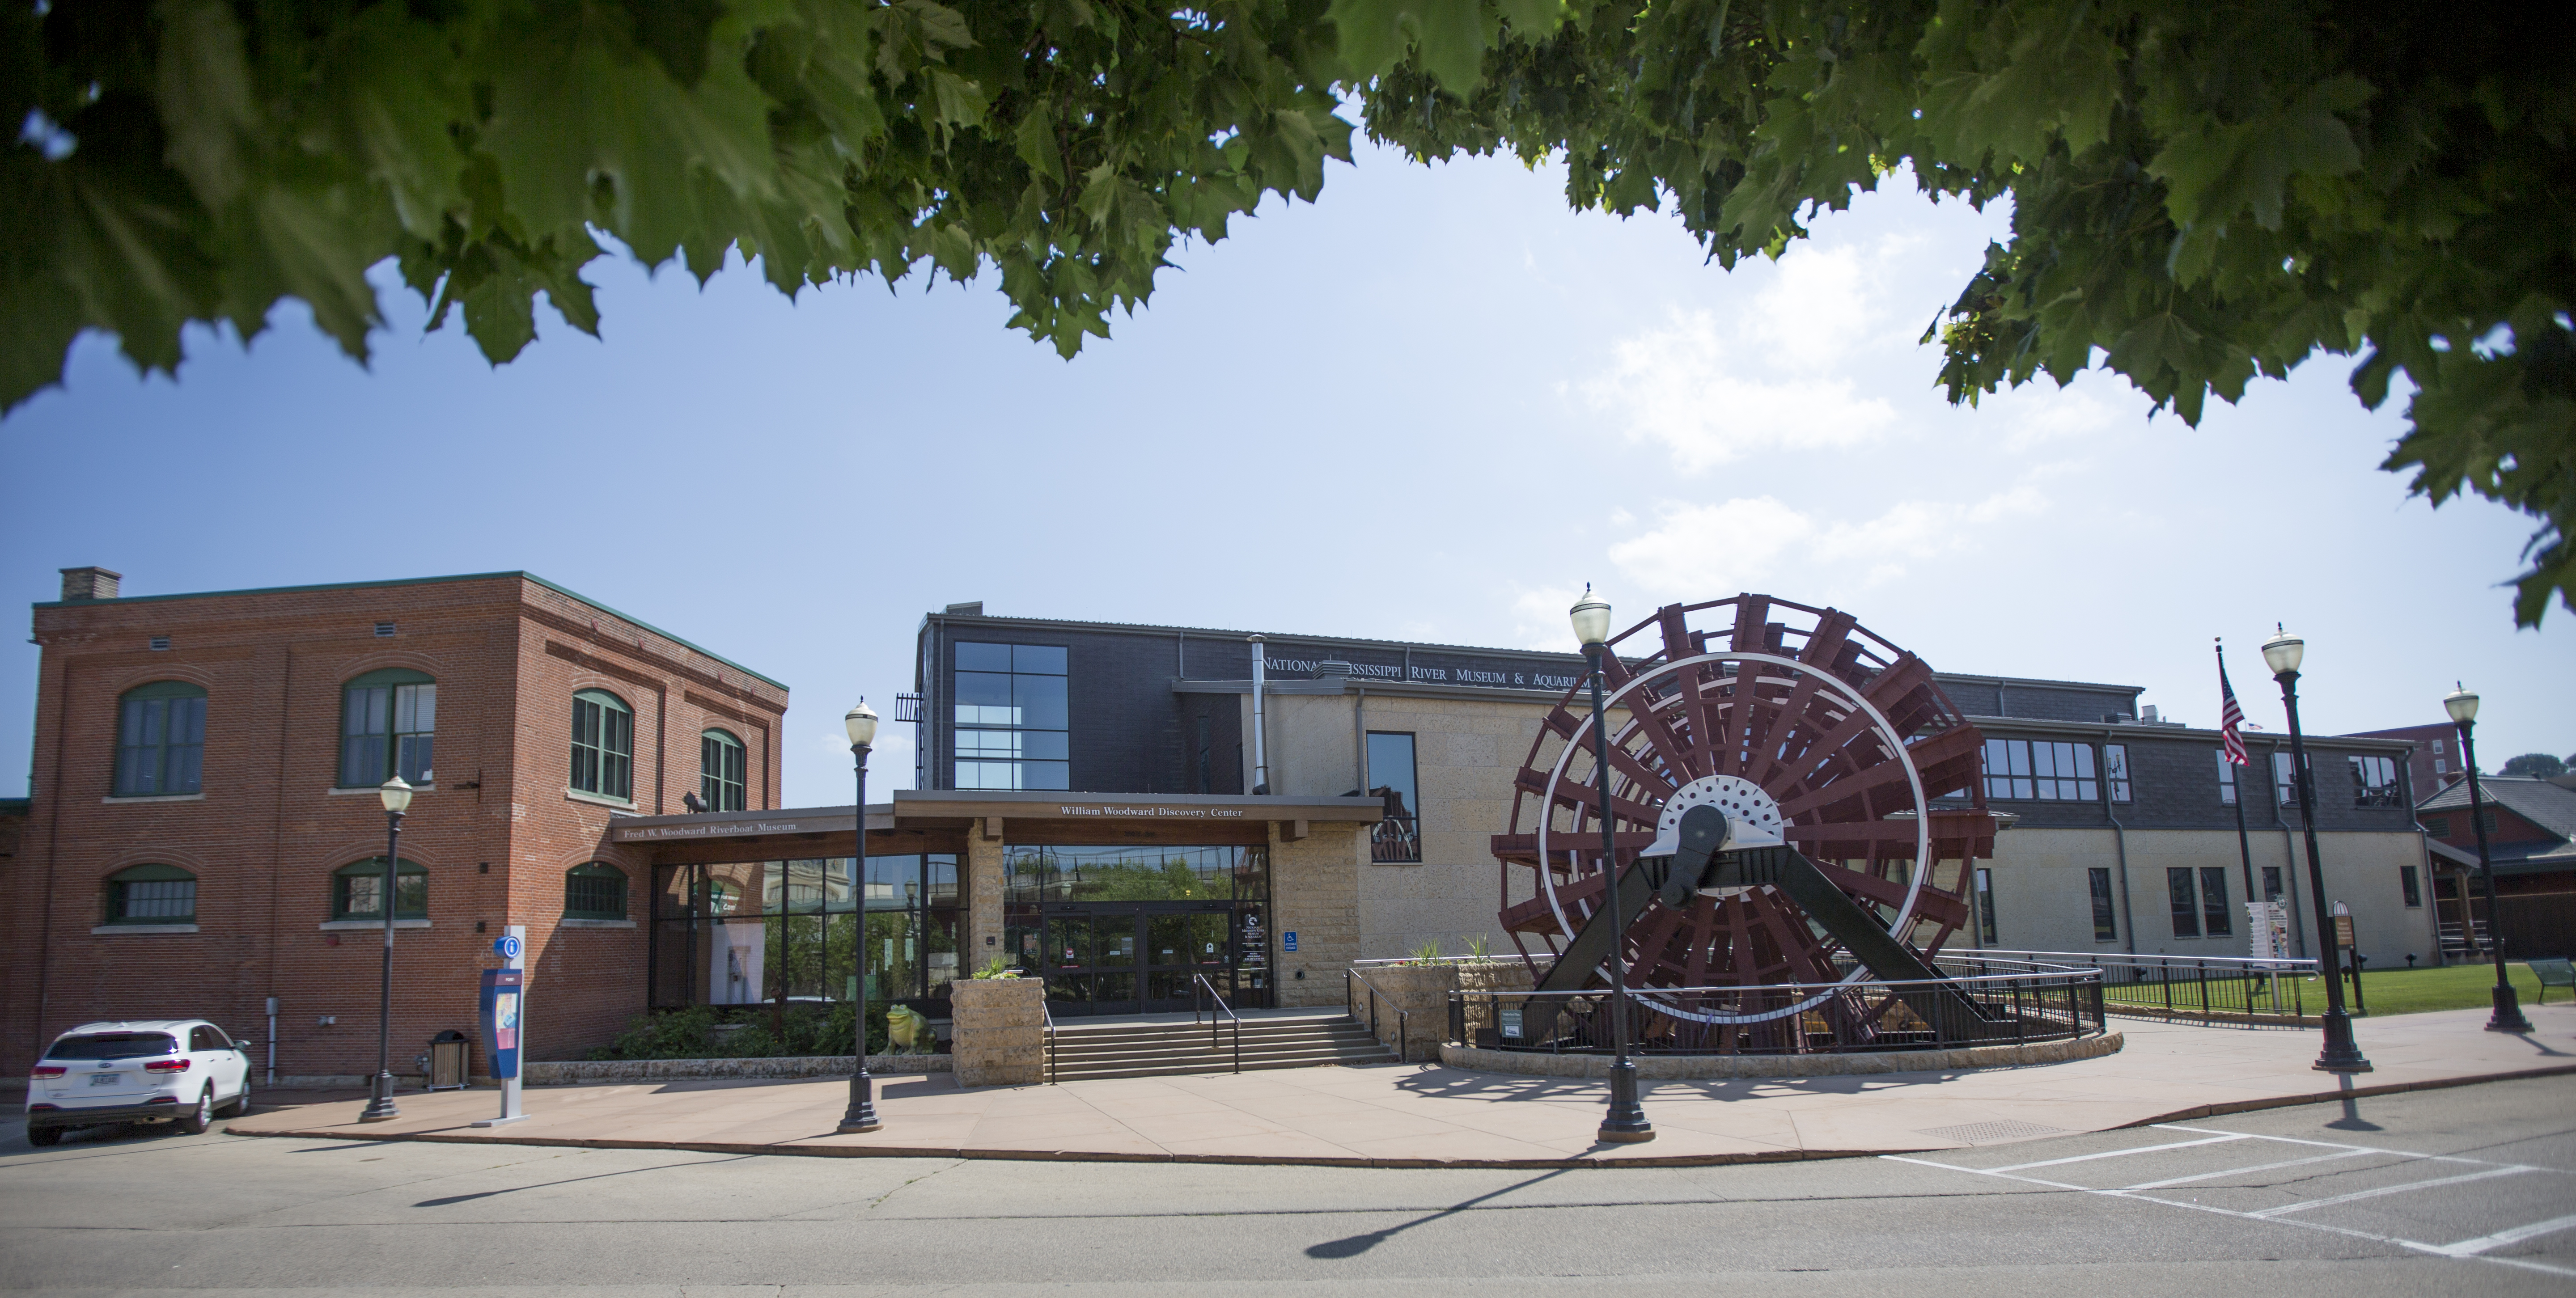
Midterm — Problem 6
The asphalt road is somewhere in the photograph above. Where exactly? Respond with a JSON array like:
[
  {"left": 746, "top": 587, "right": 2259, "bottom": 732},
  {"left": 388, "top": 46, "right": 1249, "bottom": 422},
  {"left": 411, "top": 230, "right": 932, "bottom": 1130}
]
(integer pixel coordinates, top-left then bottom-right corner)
[{"left": 3, "top": 1074, "right": 2571, "bottom": 1296}]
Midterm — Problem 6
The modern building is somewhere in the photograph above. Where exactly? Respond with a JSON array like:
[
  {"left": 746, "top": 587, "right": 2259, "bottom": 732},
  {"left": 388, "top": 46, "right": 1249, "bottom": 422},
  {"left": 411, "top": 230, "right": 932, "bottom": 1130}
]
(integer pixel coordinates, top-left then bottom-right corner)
[
  {"left": 2349, "top": 721, "right": 2467, "bottom": 795},
  {"left": 911, "top": 604, "right": 2438, "bottom": 970},
  {"left": 2416, "top": 775, "right": 2576, "bottom": 958}
]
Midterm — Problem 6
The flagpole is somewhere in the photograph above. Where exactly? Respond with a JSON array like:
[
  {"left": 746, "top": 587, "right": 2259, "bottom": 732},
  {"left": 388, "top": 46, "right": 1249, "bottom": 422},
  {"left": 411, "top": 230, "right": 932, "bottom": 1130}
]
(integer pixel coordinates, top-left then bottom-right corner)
[{"left": 2218, "top": 640, "right": 2258, "bottom": 905}]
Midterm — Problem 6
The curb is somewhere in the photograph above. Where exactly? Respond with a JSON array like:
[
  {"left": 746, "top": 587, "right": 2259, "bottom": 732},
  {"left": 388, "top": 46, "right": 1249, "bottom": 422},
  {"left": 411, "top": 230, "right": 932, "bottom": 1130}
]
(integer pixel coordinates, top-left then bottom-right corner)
[{"left": 220, "top": 1062, "right": 2576, "bottom": 1171}]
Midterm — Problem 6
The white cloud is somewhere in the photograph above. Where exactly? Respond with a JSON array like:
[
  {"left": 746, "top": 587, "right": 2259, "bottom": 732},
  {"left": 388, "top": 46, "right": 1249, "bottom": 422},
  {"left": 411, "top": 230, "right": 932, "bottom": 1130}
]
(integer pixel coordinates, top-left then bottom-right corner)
[
  {"left": 1606, "top": 482, "right": 2053, "bottom": 597},
  {"left": 817, "top": 726, "right": 917, "bottom": 794}
]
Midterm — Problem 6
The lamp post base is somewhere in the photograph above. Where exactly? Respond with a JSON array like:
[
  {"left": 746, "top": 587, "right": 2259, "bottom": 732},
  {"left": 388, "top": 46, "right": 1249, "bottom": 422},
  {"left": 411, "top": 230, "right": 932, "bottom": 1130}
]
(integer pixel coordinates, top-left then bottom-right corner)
[
  {"left": 838, "top": 1072, "right": 881, "bottom": 1133},
  {"left": 1597, "top": 1058, "right": 1655, "bottom": 1144},
  {"left": 357, "top": 1072, "right": 402, "bottom": 1122},
  {"left": 2311, "top": 1010, "right": 2374, "bottom": 1074},
  {"left": 2487, "top": 984, "right": 2535, "bottom": 1035}
]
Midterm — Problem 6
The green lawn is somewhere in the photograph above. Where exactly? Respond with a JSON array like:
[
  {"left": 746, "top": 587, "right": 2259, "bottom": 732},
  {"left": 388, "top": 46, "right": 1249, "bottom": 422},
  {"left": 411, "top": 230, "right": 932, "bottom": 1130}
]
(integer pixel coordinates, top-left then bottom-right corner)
[{"left": 2327, "top": 961, "right": 2556, "bottom": 1016}]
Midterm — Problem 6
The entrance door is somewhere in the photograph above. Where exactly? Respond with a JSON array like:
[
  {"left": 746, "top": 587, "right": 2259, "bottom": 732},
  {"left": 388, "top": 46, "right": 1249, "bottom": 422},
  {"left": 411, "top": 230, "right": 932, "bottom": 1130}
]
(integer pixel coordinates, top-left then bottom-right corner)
[{"left": 1039, "top": 903, "right": 1234, "bottom": 1015}]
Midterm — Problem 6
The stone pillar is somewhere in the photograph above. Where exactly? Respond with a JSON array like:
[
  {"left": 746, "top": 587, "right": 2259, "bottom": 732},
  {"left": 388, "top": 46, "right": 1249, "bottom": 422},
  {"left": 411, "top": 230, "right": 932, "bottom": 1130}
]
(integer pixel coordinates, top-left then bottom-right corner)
[
  {"left": 949, "top": 976, "right": 1044, "bottom": 1087},
  {"left": 1269, "top": 820, "right": 1365, "bottom": 1007},
  {"left": 965, "top": 823, "right": 1005, "bottom": 976}
]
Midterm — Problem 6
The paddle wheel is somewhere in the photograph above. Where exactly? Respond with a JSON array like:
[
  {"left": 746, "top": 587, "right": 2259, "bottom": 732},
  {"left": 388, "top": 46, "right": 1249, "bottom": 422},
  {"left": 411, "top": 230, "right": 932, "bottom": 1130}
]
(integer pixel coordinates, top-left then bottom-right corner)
[{"left": 1492, "top": 593, "right": 2003, "bottom": 1052}]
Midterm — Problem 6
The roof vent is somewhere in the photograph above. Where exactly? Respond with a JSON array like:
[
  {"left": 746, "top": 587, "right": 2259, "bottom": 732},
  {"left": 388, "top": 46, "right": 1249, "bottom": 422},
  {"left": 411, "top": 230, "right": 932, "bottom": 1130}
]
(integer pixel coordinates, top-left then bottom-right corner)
[
  {"left": 61, "top": 567, "right": 122, "bottom": 601},
  {"left": 374, "top": 622, "right": 396, "bottom": 638},
  {"left": 148, "top": 635, "right": 171, "bottom": 651},
  {"left": 944, "top": 601, "right": 984, "bottom": 617},
  {"left": 1316, "top": 659, "right": 1355, "bottom": 680}
]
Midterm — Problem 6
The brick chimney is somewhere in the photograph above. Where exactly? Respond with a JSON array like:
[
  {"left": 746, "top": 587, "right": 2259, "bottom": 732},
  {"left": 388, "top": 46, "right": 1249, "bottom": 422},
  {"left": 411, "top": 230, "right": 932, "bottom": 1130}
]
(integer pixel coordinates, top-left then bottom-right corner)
[{"left": 59, "top": 567, "right": 122, "bottom": 601}]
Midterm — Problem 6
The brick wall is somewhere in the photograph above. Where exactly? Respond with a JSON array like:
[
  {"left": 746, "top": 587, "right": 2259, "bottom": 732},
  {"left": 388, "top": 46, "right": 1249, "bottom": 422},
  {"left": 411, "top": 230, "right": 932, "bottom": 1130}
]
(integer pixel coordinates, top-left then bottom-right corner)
[{"left": 4, "top": 572, "right": 787, "bottom": 1074}]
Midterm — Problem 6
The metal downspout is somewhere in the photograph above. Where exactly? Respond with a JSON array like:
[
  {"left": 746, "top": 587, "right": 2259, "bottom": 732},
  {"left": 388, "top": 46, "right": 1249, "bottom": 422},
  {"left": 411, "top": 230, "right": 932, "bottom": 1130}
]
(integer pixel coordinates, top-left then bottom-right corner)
[
  {"left": 2104, "top": 727, "right": 2135, "bottom": 955},
  {"left": 1248, "top": 634, "right": 1267, "bottom": 794},
  {"left": 1352, "top": 686, "right": 1367, "bottom": 795}
]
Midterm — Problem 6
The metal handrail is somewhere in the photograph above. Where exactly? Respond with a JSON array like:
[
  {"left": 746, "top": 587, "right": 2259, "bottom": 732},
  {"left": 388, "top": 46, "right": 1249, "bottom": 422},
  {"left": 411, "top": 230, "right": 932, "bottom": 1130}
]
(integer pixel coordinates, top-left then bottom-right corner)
[
  {"left": 1344, "top": 967, "right": 1409, "bottom": 1063},
  {"left": 1192, "top": 972, "right": 1241, "bottom": 1074},
  {"left": 1973, "top": 947, "right": 2318, "bottom": 974},
  {"left": 1041, "top": 999, "right": 1057, "bottom": 1085},
  {"left": 1449, "top": 966, "right": 2107, "bottom": 1057}
]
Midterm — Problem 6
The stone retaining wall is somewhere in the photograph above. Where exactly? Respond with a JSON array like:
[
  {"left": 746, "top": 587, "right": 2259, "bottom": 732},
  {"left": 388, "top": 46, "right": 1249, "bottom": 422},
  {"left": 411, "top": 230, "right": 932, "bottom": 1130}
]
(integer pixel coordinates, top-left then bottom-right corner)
[
  {"left": 1438, "top": 1029, "right": 2123, "bottom": 1078},
  {"left": 522, "top": 1054, "right": 948, "bottom": 1087}
]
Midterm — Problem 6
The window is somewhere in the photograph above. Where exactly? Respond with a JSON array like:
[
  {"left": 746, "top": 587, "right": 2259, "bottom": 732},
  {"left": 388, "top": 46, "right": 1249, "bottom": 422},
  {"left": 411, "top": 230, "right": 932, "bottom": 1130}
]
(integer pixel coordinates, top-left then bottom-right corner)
[
  {"left": 571, "top": 689, "right": 634, "bottom": 800},
  {"left": 104, "top": 863, "right": 196, "bottom": 924},
  {"left": 2088, "top": 868, "right": 2118, "bottom": 941},
  {"left": 1367, "top": 731, "right": 1421, "bottom": 863},
  {"left": 1974, "top": 867, "right": 1997, "bottom": 944},
  {"left": 2168, "top": 868, "right": 2200, "bottom": 938},
  {"left": 2199, "top": 867, "right": 2232, "bottom": 936},
  {"left": 2422, "top": 815, "right": 2451, "bottom": 837},
  {"left": 339, "top": 669, "right": 435, "bottom": 786},
  {"left": 1982, "top": 739, "right": 2097, "bottom": 801},
  {"left": 565, "top": 863, "right": 628, "bottom": 919},
  {"left": 701, "top": 729, "right": 747, "bottom": 812},
  {"left": 2104, "top": 744, "right": 2132, "bottom": 803},
  {"left": 112, "top": 681, "right": 205, "bottom": 796},
  {"left": 188, "top": 1025, "right": 231, "bottom": 1051},
  {"left": 333, "top": 857, "right": 426, "bottom": 920},
  {"left": 952, "top": 643, "right": 1068, "bottom": 790},
  {"left": 1195, "top": 716, "right": 1213, "bottom": 794},
  {"left": 2216, "top": 749, "right": 2240, "bottom": 806},
  {"left": 2349, "top": 755, "right": 2402, "bottom": 808},
  {"left": 2400, "top": 865, "right": 2423, "bottom": 908},
  {"left": 2262, "top": 866, "right": 2284, "bottom": 903},
  {"left": 2273, "top": 752, "right": 2301, "bottom": 808}
]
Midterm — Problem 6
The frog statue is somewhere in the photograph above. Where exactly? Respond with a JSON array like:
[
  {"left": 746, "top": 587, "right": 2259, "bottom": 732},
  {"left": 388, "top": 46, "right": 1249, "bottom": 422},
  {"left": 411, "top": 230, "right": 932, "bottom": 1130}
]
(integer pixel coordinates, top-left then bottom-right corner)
[{"left": 885, "top": 1003, "right": 933, "bottom": 1055}]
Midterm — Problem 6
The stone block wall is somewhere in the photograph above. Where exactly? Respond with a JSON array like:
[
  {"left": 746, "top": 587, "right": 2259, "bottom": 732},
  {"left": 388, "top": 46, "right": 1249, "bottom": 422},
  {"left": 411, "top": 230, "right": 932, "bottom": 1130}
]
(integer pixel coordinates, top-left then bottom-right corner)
[
  {"left": 1269, "top": 820, "right": 1364, "bottom": 1006},
  {"left": 949, "top": 975, "right": 1044, "bottom": 1087}
]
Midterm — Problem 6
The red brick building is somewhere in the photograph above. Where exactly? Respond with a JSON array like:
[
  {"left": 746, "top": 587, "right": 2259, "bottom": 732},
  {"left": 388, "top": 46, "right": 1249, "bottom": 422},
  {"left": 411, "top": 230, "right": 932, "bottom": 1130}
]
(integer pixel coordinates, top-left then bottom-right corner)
[
  {"left": 2, "top": 568, "right": 786, "bottom": 1079},
  {"left": 2416, "top": 775, "right": 2576, "bottom": 959}
]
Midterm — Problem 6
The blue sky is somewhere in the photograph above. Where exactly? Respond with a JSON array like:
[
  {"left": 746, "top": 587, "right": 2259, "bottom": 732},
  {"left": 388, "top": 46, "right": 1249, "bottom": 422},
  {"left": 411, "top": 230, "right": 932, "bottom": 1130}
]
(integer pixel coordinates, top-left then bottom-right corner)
[{"left": 4, "top": 136, "right": 2566, "bottom": 807}]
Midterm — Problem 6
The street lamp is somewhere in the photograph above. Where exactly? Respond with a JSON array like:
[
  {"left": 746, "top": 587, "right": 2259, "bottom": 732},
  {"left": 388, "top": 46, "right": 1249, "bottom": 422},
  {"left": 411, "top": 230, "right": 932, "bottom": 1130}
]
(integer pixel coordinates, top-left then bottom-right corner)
[
  {"left": 359, "top": 775, "right": 412, "bottom": 1122},
  {"left": 2261, "top": 626, "right": 2372, "bottom": 1074},
  {"left": 839, "top": 699, "right": 884, "bottom": 1134},
  {"left": 1571, "top": 586, "right": 1652, "bottom": 1144},
  {"left": 2443, "top": 683, "right": 2533, "bottom": 1034}
]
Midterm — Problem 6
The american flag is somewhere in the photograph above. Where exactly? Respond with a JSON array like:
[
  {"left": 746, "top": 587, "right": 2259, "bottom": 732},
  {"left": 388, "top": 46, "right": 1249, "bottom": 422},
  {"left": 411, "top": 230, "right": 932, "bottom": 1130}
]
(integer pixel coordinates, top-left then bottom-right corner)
[{"left": 2216, "top": 643, "right": 2250, "bottom": 766}]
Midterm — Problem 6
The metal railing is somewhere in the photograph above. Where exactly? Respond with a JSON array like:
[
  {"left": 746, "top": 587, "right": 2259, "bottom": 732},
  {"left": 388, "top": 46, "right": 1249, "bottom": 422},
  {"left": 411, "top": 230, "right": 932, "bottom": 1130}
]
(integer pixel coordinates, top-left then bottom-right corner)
[
  {"left": 1192, "top": 972, "right": 1241, "bottom": 1074},
  {"left": 1970, "top": 948, "right": 2320, "bottom": 1027},
  {"left": 1448, "top": 964, "right": 2106, "bottom": 1057},
  {"left": 1041, "top": 998, "right": 1057, "bottom": 1084},
  {"left": 1345, "top": 967, "right": 1409, "bottom": 1062}
]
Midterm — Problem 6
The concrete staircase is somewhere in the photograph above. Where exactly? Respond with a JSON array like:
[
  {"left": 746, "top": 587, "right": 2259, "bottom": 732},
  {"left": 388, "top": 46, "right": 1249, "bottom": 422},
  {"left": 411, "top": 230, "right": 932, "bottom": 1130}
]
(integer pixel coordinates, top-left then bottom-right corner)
[{"left": 1045, "top": 1012, "right": 1398, "bottom": 1082}]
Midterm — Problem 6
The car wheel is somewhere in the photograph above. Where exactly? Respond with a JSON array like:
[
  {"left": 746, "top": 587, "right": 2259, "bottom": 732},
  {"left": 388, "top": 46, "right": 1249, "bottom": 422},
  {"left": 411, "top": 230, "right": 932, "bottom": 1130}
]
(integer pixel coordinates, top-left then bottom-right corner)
[
  {"left": 223, "top": 1078, "right": 253, "bottom": 1117},
  {"left": 27, "top": 1126, "right": 62, "bottom": 1147},
  {"left": 178, "top": 1087, "right": 213, "bottom": 1135}
]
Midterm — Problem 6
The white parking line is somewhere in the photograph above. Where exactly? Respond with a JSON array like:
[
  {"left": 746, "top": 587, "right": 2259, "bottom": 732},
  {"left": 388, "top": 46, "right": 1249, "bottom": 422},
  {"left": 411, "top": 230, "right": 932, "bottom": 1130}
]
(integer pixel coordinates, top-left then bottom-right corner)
[
  {"left": 2249, "top": 1164, "right": 2538, "bottom": 1218},
  {"left": 2122, "top": 1148, "right": 2374, "bottom": 1190},
  {"left": 1987, "top": 1133, "right": 2250, "bottom": 1174},
  {"left": 1885, "top": 1132, "right": 2576, "bottom": 1281}
]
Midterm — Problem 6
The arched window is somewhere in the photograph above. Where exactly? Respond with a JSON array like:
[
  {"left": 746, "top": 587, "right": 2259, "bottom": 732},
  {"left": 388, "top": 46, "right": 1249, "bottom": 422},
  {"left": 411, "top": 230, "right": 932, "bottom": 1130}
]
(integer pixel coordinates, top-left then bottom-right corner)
[
  {"left": 332, "top": 857, "right": 427, "bottom": 921},
  {"left": 570, "top": 689, "right": 633, "bottom": 800},
  {"left": 339, "top": 668, "right": 436, "bottom": 786},
  {"left": 564, "top": 863, "right": 628, "bottom": 920},
  {"left": 105, "top": 864, "right": 197, "bottom": 924},
  {"left": 114, "top": 681, "right": 206, "bottom": 796},
  {"left": 701, "top": 729, "right": 746, "bottom": 812}
]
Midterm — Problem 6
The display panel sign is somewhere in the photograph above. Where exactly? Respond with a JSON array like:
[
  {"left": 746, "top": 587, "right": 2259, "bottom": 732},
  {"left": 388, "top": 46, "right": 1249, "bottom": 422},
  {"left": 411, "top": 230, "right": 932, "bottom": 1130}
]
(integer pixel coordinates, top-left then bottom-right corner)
[{"left": 478, "top": 968, "right": 525, "bottom": 1081}]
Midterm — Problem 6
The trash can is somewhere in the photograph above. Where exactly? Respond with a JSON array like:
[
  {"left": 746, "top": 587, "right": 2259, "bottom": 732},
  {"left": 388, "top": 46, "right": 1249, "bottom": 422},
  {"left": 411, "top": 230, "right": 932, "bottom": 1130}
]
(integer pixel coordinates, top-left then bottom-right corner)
[{"left": 427, "top": 1030, "right": 471, "bottom": 1091}]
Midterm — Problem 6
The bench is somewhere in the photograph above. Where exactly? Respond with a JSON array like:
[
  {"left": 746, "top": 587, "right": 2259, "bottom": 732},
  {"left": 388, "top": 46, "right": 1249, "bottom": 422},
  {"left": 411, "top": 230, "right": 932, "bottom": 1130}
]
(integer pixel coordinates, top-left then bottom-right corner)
[{"left": 2532, "top": 958, "right": 2576, "bottom": 1005}]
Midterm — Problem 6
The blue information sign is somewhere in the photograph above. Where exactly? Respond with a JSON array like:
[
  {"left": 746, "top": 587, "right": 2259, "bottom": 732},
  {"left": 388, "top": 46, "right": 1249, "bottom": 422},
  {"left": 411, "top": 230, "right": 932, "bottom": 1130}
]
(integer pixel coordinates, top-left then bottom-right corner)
[
  {"left": 1283, "top": 931, "right": 1298, "bottom": 952},
  {"left": 495, "top": 934, "right": 523, "bottom": 960}
]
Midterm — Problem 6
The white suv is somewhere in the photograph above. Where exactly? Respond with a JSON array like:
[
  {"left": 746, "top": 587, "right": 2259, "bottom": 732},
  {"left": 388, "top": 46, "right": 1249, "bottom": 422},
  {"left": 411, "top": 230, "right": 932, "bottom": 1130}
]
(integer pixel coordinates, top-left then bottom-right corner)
[{"left": 26, "top": 1020, "right": 254, "bottom": 1146}]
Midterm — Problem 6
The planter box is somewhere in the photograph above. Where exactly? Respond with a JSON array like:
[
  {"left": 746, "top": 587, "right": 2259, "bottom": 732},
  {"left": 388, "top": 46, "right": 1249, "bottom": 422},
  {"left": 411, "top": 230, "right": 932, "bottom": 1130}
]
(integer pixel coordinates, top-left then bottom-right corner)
[
  {"left": 950, "top": 977, "right": 1046, "bottom": 1087},
  {"left": 522, "top": 1054, "right": 949, "bottom": 1086}
]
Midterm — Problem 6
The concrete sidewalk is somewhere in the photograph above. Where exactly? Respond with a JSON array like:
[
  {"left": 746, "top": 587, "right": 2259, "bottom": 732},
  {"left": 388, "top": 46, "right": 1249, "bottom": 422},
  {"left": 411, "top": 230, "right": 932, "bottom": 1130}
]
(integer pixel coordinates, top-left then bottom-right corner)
[{"left": 223, "top": 1004, "right": 2576, "bottom": 1167}]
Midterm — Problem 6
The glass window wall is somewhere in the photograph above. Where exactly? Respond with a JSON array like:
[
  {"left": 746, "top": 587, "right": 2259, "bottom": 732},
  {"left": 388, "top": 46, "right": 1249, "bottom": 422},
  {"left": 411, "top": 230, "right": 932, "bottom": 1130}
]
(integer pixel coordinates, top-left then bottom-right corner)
[
  {"left": 649, "top": 854, "right": 960, "bottom": 1012},
  {"left": 953, "top": 642, "right": 1069, "bottom": 789}
]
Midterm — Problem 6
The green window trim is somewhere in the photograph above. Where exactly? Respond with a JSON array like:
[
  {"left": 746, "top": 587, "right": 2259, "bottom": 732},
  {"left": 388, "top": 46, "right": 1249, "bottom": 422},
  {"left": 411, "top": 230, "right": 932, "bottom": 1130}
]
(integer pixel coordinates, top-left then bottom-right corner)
[
  {"left": 701, "top": 728, "right": 747, "bottom": 812},
  {"left": 104, "top": 863, "right": 198, "bottom": 924},
  {"left": 564, "top": 862, "right": 629, "bottom": 920},
  {"left": 332, "top": 857, "right": 428, "bottom": 921},
  {"left": 339, "top": 668, "right": 436, "bottom": 787},
  {"left": 570, "top": 689, "right": 635, "bottom": 799},
  {"left": 113, "top": 681, "right": 207, "bottom": 797}
]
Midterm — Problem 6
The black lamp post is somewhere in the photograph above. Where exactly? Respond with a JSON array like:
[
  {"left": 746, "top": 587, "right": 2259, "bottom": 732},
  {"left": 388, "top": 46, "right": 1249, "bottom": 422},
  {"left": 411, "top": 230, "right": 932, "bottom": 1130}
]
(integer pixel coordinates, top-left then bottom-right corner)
[
  {"left": 2444, "top": 683, "right": 2533, "bottom": 1034},
  {"left": 359, "top": 775, "right": 411, "bottom": 1122},
  {"left": 1572, "top": 587, "right": 1653, "bottom": 1144},
  {"left": 839, "top": 699, "right": 884, "bottom": 1133},
  {"left": 2261, "top": 626, "right": 2372, "bottom": 1074}
]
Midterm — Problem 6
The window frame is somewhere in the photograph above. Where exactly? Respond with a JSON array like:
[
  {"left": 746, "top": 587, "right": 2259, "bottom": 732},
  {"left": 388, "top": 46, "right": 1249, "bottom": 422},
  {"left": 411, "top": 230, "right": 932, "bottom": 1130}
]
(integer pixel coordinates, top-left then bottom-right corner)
[
  {"left": 2216, "top": 748, "right": 2240, "bottom": 806},
  {"left": 564, "top": 862, "right": 630, "bottom": 920},
  {"left": 2167, "top": 867, "right": 2201, "bottom": 938},
  {"left": 2199, "top": 867, "right": 2233, "bottom": 936},
  {"left": 2348, "top": 754, "right": 2402, "bottom": 808},
  {"left": 570, "top": 689, "right": 636, "bottom": 800},
  {"left": 337, "top": 668, "right": 436, "bottom": 787},
  {"left": 1366, "top": 731, "right": 1422, "bottom": 864},
  {"left": 950, "top": 642, "right": 1069, "bottom": 791},
  {"left": 332, "top": 857, "right": 428, "bottom": 921},
  {"left": 2400, "top": 865, "right": 2423, "bottom": 909},
  {"left": 103, "top": 863, "right": 197, "bottom": 925},
  {"left": 112, "top": 681, "right": 207, "bottom": 797},
  {"left": 2088, "top": 867, "right": 2118, "bottom": 942},
  {"left": 2273, "top": 752, "right": 2301, "bottom": 808},
  {"left": 1981, "top": 738, "right": 2100, "bottom": 802},
  {"left": 1974, "top": 866, "right": 1997, "bottom": 944},
  {"left": 700, "top": 728, "right": 748, "bottom": 812},
  {"left": 2104, "top": 743, "right": 2132, "bottom": 803}
]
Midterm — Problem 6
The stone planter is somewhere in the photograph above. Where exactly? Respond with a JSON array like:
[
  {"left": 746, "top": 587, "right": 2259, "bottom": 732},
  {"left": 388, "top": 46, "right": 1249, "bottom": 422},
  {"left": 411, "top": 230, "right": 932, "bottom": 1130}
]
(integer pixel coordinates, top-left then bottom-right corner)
[
  {"left": 1452, "top": 958, "right": 1534, "bottom": 1045},
  {"left": 523, "top": 1054, "right": 949, "bottom": 1087},
  {"left": 950, "top": 976, "right": 1046, "bottom": 1087},
  {"left": 1350, "top": 964, "right": 1458, "bottom": 1062}
]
